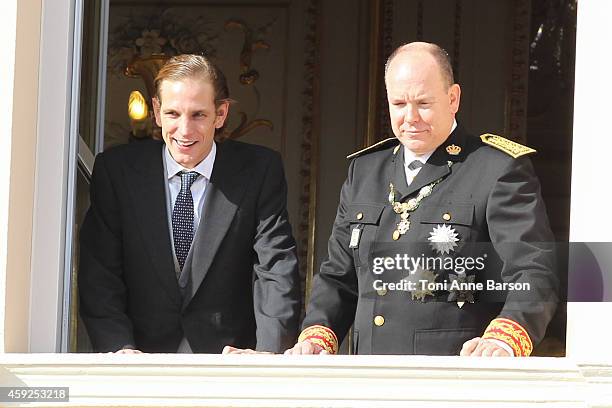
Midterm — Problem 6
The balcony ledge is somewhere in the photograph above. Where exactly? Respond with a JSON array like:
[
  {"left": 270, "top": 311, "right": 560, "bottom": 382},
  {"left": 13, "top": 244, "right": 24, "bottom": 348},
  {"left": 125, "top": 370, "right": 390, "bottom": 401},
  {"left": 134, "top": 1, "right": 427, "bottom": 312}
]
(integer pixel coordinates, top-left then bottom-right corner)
[{"left": 0, "top": 353, "right": 610, "bottom": 407}]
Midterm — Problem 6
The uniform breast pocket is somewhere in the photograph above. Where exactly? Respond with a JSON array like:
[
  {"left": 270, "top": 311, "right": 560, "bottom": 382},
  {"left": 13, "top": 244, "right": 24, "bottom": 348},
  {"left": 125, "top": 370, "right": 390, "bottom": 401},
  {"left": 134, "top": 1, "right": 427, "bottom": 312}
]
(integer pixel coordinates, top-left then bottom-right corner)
[
  {"left": 418, "top": 203, "right": 475, "bottom": 244},
  {"left": 347, "top": 203, "right": 385, "bottom": 267}
]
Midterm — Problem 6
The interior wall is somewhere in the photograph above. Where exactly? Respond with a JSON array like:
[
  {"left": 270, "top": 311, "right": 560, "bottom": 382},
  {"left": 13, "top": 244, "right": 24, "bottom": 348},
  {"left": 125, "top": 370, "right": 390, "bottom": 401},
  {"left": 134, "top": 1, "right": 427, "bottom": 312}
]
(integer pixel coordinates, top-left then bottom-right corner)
[{"left": 313, "top": 0, "right": 370, "bottom": 272}]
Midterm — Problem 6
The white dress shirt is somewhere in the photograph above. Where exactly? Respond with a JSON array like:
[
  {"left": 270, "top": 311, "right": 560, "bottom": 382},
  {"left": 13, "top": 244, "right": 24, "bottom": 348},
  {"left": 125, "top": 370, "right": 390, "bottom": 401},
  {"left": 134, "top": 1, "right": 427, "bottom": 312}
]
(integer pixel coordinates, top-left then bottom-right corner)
[
  {"left": 402, "top": 120, "right": 456, "bottom": 185},
  {"left": 164, "top": 142, "right": 216, "bottom": 230}
]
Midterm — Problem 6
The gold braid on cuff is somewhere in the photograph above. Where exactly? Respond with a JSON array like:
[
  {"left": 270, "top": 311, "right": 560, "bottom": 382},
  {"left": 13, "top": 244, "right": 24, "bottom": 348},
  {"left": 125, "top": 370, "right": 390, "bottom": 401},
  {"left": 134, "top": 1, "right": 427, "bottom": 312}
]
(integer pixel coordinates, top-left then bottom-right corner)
[
  {"left": 298, "top": 325, "right": 339, "bottom": 354},
  {"left": 482, "top": 317, "right": 533, "bottom": 357}
]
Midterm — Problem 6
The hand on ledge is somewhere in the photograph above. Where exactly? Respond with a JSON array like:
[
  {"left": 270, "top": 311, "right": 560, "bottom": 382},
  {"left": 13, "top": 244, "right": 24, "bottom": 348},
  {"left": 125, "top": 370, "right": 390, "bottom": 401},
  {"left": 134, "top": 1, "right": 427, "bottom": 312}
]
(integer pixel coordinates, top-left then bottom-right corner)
[
  {"left": 221, "top": 346, "right": 274, "bottom": 355},
  {"left": 114, "top": 348, "right": 143, "bottom": 354},
  {"left": 283, "top": 340, "right": 329, "bottom": 355},
  {"left": 460, "top": 337, "right": 511, "bottom": 357}
]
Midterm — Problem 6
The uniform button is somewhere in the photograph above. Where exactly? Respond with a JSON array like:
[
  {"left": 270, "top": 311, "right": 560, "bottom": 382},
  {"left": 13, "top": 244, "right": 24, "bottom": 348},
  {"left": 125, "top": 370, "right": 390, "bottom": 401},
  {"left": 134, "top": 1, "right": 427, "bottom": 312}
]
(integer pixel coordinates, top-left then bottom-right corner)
[
  {"left": 377, "top": 288, "right": 387, "bottom": 296},
  {"left": 442, "top": 212, "right": 451, "bottom": 221},
  {"left": 374, "top": 315, "right": 385, "bottom": 326},
  {"left": 356, "top": 212, "right": 364, "bottom": 220}
]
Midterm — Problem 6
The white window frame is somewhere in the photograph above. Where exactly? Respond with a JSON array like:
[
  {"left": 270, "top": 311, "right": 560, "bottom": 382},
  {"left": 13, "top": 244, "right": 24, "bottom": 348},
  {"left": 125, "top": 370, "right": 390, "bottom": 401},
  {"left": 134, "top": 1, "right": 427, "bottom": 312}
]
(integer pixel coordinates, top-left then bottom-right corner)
[{"left": 29, "top": 0, "right": 85, "bottom": 352}]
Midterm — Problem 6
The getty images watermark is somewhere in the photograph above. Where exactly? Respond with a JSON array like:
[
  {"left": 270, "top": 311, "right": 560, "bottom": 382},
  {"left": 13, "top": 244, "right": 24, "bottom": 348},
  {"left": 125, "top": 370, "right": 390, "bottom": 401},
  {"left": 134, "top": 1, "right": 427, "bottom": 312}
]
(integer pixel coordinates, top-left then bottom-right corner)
[{"left": 371, "top": 253, "right": 532, "bottom": 293}]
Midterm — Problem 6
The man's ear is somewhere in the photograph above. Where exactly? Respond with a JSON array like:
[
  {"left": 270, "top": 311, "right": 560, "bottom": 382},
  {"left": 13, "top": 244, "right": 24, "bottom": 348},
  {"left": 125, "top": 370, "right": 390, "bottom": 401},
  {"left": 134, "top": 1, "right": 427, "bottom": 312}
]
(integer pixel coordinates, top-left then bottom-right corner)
[
  {"left": 449, "top": 84, "right": 461, "bottom": 114},
  {"left": 152, "top": 97, "right": 162, "bottom": 127},
  {"left": 214, "top": 100, "right": 230, "bottom": 129}
]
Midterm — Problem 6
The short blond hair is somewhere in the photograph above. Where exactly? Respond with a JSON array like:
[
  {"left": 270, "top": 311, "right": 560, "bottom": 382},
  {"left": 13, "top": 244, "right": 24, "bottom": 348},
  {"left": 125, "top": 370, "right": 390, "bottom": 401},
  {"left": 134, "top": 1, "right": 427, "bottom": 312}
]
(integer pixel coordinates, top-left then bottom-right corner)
[{"left": 154, "top": 54, "right": 230, "bottom": 107}]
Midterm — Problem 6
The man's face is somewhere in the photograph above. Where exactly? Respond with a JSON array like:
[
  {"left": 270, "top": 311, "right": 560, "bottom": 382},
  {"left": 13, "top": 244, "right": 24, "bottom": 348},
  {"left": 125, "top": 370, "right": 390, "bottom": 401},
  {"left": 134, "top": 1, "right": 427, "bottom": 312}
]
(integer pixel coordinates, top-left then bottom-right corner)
[
  {"left": 153, "top": 77, "right": 229, "bottom": 169},
  {"left": 386, "top": 52, "right": 460, "bottom": 155}
]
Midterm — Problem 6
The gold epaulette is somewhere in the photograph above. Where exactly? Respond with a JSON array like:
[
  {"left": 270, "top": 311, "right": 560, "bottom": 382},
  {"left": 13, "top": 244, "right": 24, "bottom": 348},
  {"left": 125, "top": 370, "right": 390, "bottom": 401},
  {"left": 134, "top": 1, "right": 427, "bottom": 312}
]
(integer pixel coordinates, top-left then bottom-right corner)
[
  {"left": 346, "top": 137, "right": 399, "bottom": 159},
  {"left": 480, "top": 133, "right": 536, "bottom": 158},
  {"left": 482, "top": 317, "right": 533, "bottom": 357},
  {"left": 298, "top": 325, "right": 339, "bottom": 354}
]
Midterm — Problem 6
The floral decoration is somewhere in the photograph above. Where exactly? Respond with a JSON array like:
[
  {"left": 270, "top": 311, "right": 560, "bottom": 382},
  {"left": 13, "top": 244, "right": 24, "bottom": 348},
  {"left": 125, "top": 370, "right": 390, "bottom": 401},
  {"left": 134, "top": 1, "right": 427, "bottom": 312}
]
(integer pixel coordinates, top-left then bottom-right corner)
[{"left": 107, "top": 9, "right": 219, "bottom": 76}]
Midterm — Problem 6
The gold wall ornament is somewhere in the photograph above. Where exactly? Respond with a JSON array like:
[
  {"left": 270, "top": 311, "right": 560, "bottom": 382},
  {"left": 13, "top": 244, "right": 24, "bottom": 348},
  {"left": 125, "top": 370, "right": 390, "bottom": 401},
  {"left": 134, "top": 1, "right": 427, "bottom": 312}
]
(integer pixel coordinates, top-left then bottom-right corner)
[
  {"left": 221, "top": 19, "right": 276, "bottom": 141},
  {"left": 125, "top": 54, "right": 170, "bottom": 101},
  {"left": 218, "top": 112, "right": 273, "bottom": 141},
  {"left": 110, "top": 12, "right": 279, "bottom": 143},
  {"left": 225, "top": 19, "right": 272, "bottom": 86},
  {"left": 107, "top": 10, "right": 218, "bottom": 78}
]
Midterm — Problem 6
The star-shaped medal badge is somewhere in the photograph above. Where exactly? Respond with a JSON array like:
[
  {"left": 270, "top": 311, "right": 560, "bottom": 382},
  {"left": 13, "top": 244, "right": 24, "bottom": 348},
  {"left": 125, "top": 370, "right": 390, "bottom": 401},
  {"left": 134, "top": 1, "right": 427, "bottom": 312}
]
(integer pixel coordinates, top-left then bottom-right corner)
[
  {"left": 428, "top": 224, "right": 459, "bottom": 255},
  {"left": 447, "top": 273, "right": 476, "bottom": 308},
  {"left": 405, "top": 267, "right": 438, "bottom": 302}
]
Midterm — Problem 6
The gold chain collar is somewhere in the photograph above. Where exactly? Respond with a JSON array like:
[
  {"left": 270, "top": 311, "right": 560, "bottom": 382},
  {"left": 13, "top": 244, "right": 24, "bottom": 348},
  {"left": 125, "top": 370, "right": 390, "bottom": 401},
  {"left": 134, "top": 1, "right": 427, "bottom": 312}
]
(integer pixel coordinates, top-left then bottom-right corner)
[{"left": 388, "top": 161, "right": 453, "bottom": 240}]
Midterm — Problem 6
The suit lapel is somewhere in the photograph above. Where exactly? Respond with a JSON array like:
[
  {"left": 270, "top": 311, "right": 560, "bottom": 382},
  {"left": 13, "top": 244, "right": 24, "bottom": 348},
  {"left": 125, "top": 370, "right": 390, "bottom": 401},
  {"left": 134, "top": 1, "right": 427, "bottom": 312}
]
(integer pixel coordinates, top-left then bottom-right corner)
[
  {"left": 183, "top": 141, "right": 248, "bottom": 307},
  {"left": 126, "top": 141, "right": 181, "bottom": 306},
  {"left": 390, "top": 147, "right": 409, "bottom": 203}
]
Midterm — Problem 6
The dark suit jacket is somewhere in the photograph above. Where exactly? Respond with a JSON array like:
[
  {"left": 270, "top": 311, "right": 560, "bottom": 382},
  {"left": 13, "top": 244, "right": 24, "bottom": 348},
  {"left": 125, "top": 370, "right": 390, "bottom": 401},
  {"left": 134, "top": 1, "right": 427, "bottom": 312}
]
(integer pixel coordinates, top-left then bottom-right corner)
[
  {"left": 302, "top": 126, "right": 558, "bottom": 355},
  {"left": 79, "top": 139, "right": 301, "bottom": 353}
]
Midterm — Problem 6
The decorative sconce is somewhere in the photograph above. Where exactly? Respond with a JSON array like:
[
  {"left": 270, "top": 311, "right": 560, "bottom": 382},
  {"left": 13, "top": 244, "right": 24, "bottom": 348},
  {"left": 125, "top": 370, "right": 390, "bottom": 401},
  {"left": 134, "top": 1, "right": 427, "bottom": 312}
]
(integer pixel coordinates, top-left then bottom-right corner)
[
  {"left": 128, "top": 90, "right": 151, "bottom": 138},
  {"left": 125, "top": 55, "right": 169, "bottom": 140}
]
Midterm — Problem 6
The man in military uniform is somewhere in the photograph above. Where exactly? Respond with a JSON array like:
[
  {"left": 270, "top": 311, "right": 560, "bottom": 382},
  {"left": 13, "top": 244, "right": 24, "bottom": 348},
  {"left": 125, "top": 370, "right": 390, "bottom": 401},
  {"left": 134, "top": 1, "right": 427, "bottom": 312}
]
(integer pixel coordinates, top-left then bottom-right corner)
[{"left": 285, "top": 42, "right": 558, "bottom": 356}]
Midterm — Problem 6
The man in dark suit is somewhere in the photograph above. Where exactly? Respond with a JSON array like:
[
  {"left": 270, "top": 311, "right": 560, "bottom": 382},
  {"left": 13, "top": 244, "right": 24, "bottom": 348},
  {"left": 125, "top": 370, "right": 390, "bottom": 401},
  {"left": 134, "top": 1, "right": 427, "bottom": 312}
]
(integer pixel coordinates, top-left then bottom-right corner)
[
  {"left": 285, "top": 42, "right": 558, "bottom": 357},
  {"left": 79, "top": 54, "right": 301, "bottom": 354}
]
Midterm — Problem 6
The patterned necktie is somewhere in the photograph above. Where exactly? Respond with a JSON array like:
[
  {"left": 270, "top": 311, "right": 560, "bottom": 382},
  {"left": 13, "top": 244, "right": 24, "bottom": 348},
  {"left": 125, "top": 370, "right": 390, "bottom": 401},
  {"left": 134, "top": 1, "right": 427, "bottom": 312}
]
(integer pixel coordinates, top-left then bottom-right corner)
[
  {"left": 172, "top": 171, "right": 199, "bottom": 271},
  {"left": 406, "top": 160, "right": 424, "bottom": 185},
  {"left": 407, "top": 160, "right": 424, "bottom": 170}
]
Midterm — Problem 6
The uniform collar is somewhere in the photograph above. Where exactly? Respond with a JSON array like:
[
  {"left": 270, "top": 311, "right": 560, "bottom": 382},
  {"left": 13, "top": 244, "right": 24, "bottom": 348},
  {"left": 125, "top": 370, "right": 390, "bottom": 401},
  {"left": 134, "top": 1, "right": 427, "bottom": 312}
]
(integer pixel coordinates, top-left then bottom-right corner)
[{"left": 402, "top": 119, "right": 457, "bottom": 166}]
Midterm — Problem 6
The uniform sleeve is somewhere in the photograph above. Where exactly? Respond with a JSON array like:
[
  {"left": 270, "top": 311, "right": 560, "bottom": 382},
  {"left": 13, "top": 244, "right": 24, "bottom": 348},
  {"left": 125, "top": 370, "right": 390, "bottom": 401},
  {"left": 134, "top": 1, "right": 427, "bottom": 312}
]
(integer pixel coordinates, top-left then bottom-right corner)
[
  {"left": 300, "top": 159, "right": 360, "bottom": 350},
  {"left": 483, "top": 156, "right": 559, "bottom": 356},
  {"left": 78, "top": 153, "right": 136, "bottom": 352},
  {"left": 252, "top": 151, "right": 301, "bottom": 353}
]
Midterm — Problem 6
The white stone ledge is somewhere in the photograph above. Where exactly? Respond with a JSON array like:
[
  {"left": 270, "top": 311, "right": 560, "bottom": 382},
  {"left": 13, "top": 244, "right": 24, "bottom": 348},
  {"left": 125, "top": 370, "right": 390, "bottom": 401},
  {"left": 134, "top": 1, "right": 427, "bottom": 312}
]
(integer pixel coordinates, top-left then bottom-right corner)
[{"left": 0, "top": 354, "right": 609, "bottom": 407}]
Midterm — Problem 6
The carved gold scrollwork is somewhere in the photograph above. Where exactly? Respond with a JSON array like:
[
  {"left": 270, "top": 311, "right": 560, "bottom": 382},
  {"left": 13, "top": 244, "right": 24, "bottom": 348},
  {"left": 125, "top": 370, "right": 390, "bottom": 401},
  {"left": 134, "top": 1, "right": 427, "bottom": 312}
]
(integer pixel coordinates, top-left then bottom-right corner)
[
  {"left": 222, "top": 18, "right": 274, "bottom": 140},
  {"left": 224, "top": 19, "right": 271, "bottom": 85},
  {"left": 112, "top": 13, "right": 278, "bottom": 143},
  {"left": 125, "top": 54, "right": 170, "bottom": 100},
  {"left": 218, "top": 112, "right": 273, "bottom": 141}
]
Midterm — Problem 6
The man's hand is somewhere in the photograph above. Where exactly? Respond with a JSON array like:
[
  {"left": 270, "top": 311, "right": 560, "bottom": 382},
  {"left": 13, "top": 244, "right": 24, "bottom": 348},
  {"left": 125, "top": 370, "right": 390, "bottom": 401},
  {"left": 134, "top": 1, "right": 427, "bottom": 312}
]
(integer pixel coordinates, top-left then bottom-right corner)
[
  {"left": 283, "top": 340, "right": 329, "bottom": 355},
  {"left": 114, "top": 348, "right": 143, "bottom": 354},
  {"left": 460, "top": 337, "right": 511, "bottom": 357},
  {"left": 221, "top": 346, "right": 274, "bottom": 355}
]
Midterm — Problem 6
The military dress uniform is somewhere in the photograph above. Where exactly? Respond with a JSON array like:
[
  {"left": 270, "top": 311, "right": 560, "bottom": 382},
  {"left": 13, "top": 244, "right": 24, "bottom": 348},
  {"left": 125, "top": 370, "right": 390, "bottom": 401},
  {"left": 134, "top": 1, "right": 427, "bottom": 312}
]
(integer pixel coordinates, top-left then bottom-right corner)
[{"left": 299, "top": 126, "right": 558, "bottom": 356}]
